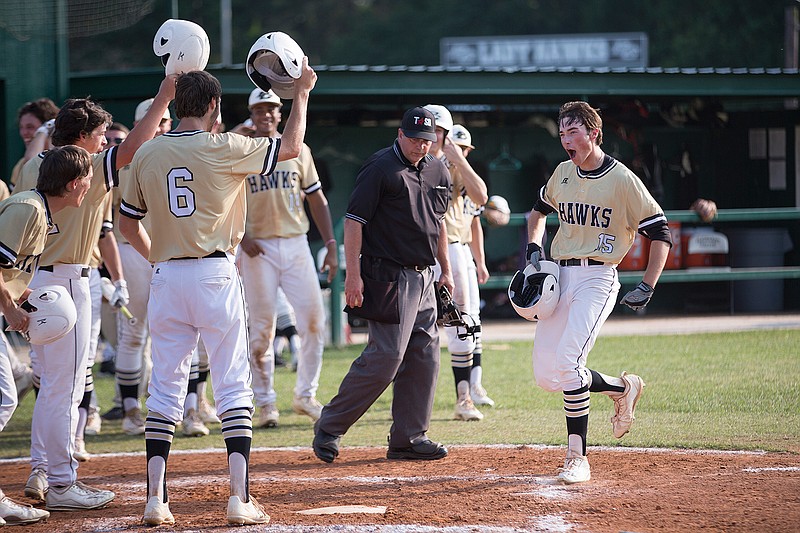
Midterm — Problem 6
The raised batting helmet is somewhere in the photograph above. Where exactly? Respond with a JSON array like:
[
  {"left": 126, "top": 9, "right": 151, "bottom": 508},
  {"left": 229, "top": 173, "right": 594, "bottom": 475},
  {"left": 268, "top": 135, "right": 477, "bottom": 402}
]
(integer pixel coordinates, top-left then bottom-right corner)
[
  {"left": 449, "top": 124, "right": 475, "bottom": 149},
  {"left": 24, "top": 285, "right": 78, "bottom": 345},
  {"left": 508, "top": 261, "right": 560, "bottom": 321},
  {"left": 153, "top": 19, "right": 210, "bottom": 75},
  {"left": 246, "top": 32, "right": 304, "bottom": 100},
  {"left": 423, "top": 104, "right": 453, "bottom": 133},
  {"left": 483, "top": 195, "right": 511, "bottom": 227}
]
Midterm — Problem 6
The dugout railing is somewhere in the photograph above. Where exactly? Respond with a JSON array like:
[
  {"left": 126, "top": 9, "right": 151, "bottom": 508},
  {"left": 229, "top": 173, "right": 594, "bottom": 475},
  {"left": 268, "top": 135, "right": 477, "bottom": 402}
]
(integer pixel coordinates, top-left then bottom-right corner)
[{"left": 326, "top": 208, "right": 800, "bottom": 346}]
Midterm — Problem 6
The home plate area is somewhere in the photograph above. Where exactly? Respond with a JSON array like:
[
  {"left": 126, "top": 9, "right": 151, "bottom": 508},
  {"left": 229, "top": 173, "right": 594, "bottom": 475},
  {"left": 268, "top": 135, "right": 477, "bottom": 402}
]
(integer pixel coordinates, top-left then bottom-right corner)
[{"left": 1, "top": 445, "right": 798, "bottom": 532}]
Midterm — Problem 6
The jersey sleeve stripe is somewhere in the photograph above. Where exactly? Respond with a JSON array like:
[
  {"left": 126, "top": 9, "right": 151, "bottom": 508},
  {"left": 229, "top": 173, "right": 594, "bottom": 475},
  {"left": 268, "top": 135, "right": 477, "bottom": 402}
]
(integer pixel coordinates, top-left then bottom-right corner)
[
  {"left": 303, "top": 181, "right": 322, "bottom": 195},
  {"left": 103, "top": 146, "right": 119, "bottom": 191},
  {"left": 0, "top": 241, "right": 17, "bottom": 266},
  {"left": 638, "top": 213, "right": 667, "bottom": 230},
  {"left": 260, "top": 137, "right": 280, "bottom": 177},
  {"left": 345, "top": 213, "right": 367, "bottom": 225},
  {"left": 119, "top": 200, "right": 146, "bottom": 220}
]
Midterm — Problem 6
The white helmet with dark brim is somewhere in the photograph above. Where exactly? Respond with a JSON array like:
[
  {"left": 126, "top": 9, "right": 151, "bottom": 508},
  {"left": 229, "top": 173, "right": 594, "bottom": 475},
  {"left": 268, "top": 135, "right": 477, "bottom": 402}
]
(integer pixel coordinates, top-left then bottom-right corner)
[
  {"left": 246, "top": 32, "right": 304, "bottom": 100},
  {"left": 24, "top": 285, "right": 78, "bottom": 345},
  {"left": 508, "top": 261, "right": 560, "bottom": 321}
]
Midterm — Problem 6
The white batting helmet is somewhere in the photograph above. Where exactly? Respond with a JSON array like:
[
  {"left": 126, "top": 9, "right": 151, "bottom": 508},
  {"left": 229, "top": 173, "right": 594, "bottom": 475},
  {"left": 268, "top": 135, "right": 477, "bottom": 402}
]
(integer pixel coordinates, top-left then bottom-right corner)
[
  {"left": 483, "top": 195, "right": 511, "bottom": 227},
  {"left": 24, "top": 285, "right": 78, "bottom": 345},
  {"left": 423, "top": 104, "right": 453, "bottom": 133},
  {"left": 449, "top": 124, "right": 475, "bottom": 149},
  {"left": 508, "top": 261, "right": 560, "bottom": 321},
  {"left": 246, "top": 32, "right": 304, "bottom": 100},
  {"left": 153, "top": 19, "right": 210, "bottom": 75}
]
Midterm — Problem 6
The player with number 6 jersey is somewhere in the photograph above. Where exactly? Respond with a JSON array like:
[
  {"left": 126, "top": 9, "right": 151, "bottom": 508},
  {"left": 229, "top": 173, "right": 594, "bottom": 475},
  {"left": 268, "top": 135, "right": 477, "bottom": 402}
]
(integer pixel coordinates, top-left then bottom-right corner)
[{"left": 119, "top": 64, "right": 316, "bottom": 526}]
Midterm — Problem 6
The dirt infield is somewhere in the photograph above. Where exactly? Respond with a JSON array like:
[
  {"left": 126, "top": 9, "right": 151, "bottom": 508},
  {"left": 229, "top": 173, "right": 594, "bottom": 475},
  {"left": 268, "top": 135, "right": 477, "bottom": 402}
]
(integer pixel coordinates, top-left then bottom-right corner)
[{"left": 1, "top": 445, "right": 798, "bottom": 532}]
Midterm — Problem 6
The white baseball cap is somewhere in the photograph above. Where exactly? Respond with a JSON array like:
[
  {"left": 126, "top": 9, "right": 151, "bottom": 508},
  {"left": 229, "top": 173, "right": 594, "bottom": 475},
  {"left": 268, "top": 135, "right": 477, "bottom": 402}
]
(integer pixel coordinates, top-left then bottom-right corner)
[
  {"left": 423, "top": 104, "right": 453, "bottom": 133},
  {"left": 135, "top": 98, "right": 172, "bottom": 123},
  {"left": 449, "top": 124, "right": 475, "bottom": 149},
  {"left": 248, "top": 88, "right": 282, "bottom": 109}
]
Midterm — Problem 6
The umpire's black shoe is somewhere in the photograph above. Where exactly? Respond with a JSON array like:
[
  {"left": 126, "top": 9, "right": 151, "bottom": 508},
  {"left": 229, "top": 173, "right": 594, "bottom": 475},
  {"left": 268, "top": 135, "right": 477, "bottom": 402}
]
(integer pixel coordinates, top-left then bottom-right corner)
[
  {"left": 312, "top": 421, "right": 340, "bottom": 463},
  {"left": 387, "top": 439, "right": 448, "bottom": 461}
]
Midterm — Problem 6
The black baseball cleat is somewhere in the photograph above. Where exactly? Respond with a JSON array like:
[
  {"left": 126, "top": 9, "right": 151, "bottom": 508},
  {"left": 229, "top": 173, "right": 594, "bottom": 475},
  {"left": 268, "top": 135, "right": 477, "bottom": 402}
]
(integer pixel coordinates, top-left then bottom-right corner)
[
  {"left": 386, "top": 439, "right": 448, "bottom": 461},
  {"left": 101, "top": 406, "right": 124, "bottom": 421},
  {"left": 312, "top": 421, "right": 340, "bottom": 463}
]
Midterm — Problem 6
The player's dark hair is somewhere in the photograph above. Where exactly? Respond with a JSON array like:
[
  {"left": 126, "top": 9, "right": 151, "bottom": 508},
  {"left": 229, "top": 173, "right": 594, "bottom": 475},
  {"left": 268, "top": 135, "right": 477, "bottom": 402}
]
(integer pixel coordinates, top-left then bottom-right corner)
[
  {"left": 175, "top": 70, "right": 222, "bottom": 120},
  {"left": 558, "top": 101, "right": 603, "bottom": 145},
  {"left": 108, "top": 121, "right": 130, "bottom": 134},
  {"left": 36, "top": 145, "right": 92, "bottom": 197},
  {"left": 52, "top": 98, "right": 113, "bottom": 147},
  {"left": 17, "top": 98, "right": 59, "bottom": 125}
]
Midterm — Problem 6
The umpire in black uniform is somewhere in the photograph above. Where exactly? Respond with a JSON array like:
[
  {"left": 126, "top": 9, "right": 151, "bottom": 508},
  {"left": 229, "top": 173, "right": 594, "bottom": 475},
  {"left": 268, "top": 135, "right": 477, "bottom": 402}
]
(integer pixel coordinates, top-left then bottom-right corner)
[{"left": 313, "top": 106, "right": 454, "bottom": 462}]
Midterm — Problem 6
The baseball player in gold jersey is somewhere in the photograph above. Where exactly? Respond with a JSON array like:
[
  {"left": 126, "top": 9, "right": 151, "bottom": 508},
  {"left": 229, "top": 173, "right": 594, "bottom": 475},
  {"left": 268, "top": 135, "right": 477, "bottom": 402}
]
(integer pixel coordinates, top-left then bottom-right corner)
[
  {"left": 526, "top": 101, "right": 671, "bottom": 484},
  {"left": 423, "top": 105, "right": 489, "bottom": 422},
  {"left": 0, "top": 146, "right": 93, "bottom": 525},
  {"left": 449, "top": 125, "right": 494, "bottom": 409},
  {"left": 16, "top": 77, "right": 175, "bottom": 511},
  {"left": 237, "top": 88, "right": 337, "bottom": 428},
  {"left": 119, "top": 64, "right": 316, "bottom": 526}
]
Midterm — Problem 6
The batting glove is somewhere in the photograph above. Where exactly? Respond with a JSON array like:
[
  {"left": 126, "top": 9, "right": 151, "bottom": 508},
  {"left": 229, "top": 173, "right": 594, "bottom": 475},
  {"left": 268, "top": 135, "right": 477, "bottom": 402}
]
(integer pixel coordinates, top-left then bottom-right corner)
[
  {"left": 110, "top": 279, "right": 129, "bottom": 308},
  {"left": 525, "top": 242, "right": 543, "bottom": 271},
  {"left": 35, "top": 119, "right": 55, "bottom": 137},
  {"left": 620, "top": 281, "right": 654, "bottom": 311}
]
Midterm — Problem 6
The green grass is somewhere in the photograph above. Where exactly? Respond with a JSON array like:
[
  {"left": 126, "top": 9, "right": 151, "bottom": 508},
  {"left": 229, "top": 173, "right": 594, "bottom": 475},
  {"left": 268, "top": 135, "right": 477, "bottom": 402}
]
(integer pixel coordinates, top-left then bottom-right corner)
[{"left": 3, "top": 328, "right": 799, "bottom": 458}]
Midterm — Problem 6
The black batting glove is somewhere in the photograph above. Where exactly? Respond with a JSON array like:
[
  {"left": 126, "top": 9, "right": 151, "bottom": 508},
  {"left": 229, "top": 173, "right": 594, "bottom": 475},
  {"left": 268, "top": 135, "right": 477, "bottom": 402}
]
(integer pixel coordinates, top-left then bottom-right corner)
[
  {"left": 620, "top": 281, "right": 654, "bottom": 311},
  {"left": 525, "top": 242, "right": 543, "bottom": 271}
]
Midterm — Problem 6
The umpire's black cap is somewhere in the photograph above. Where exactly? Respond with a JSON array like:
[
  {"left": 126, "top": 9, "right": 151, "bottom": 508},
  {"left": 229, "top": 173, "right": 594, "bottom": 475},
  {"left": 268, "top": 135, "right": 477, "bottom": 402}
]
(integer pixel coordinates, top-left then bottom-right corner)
[{"left": 401, "top": 107, "right": 437, "bottom": 142}]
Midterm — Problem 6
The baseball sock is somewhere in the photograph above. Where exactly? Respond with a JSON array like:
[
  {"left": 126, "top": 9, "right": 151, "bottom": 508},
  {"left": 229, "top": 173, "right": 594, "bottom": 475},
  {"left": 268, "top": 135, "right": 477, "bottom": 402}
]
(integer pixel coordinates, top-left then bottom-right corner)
[
  {"left": 117, "top": 367, "right": 141, "bottom": 413},
  {"left": 588, "top": 370, "right": 625, "bottom": 395},
  {"left": 564, "top": 384, "right": 590, "bottom": 456},
  {"left": 469, "top": 342, "right": 483, "bottom": 386},
  {"left": 222, "top": 408, "right": 253, "bottom": 501},
  {"left": 184, "top": 363, "right": 200, "bottom": 417},
  {"left": 76, "top": 388, "right": 92, "bottom": 440},
  {"left": 145, "top": 412, "right": 175, "bottom": 502}
]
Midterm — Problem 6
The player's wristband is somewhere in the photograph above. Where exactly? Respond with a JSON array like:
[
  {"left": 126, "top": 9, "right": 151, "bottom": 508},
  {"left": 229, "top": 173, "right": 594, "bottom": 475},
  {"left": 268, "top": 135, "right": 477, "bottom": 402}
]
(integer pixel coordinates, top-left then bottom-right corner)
[{"left": 325, "top": 238, "right": 336, "bottom": 246}]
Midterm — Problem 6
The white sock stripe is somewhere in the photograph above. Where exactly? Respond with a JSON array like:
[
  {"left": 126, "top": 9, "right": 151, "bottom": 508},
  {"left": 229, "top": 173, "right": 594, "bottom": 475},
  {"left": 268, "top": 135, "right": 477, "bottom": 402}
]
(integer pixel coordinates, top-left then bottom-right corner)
[{"left": 222, "top": 428, "right": 253, "bottom": 439}]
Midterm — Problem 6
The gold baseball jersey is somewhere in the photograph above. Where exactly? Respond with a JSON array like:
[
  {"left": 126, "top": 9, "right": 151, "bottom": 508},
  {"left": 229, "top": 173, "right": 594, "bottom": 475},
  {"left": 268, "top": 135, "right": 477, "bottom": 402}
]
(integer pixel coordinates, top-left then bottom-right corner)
[
  {"left": 244, "top": 143, "right": 320, "bottom": 240},
  {"left": 0, "top": 180, "right": 9, "bottom": 202},
  {"left": 0, "top": 190, "right": 53, "bottom": 300},
  {"left": 459, "top": 197, "right": 482, "bottom": 244},
  {"left": 537, "top": 155, "right": 667, "bottom": 265},
  {"left": 120, "top": 131, "right": 280, "bottom": 263},
  {"left": 89, "top": 195, "right": 114, "bottom": 268},
  {"left": 112, "top": 170, "right": 152, "bottom": 244},
  {"left": 443, "top": 159, "right": 468, "bottom": 244},
  {"left": 18, "top": 148, "right": 118, "bottom": 266},
  {"left": 9, "top": 157, "right": 24, "bottom": 187}
]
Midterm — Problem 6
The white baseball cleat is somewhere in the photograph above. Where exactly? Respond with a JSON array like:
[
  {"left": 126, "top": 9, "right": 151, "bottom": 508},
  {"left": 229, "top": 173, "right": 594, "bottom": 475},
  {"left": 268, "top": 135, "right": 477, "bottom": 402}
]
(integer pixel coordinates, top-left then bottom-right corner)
[
  {"left": 84, "top": 407, "right": 102, "bottom": 436},
  {"left": 73, "top": 437, "right": 91, "bottom": 462},
  {"left": 0, "top": 495, "right": 50, "bottom": 525},
  {"left": 45, "top": 481, "right": 115, "bottom": 511},
  {"left": 24, "top": 469, "right": 48, "bottom": 501},
  {"left": 454, "top": 381, "right": 483, "bottom": 421},
  {"left": 227, "top": 495, "right": 269, "bottom": 525},
  {"left": 143, "top": 496, "right": 175, "bottom": 526},
  {"left": 611, "top": 372, "right": 645, "bottom": 439},
  {"left": 292, "top": 396, "right": 323, "bottom": 422},
  {"left": 122, "top": 408, "right": 146, "bottom": 436},
  {"left": 257, "top": 404, "right": 279, "bottom": 428},
  {"left": 470, "top": 383, "right": 495, "bottom": 407},
  {"left": 557, "top": 454, "right": 591, "bottom": 484},
  {"left": 182, "top": 409, "right": 210, "bottom": 437},
  {"left": 198, "top": 395, "right": 221, "bottom": 424}
]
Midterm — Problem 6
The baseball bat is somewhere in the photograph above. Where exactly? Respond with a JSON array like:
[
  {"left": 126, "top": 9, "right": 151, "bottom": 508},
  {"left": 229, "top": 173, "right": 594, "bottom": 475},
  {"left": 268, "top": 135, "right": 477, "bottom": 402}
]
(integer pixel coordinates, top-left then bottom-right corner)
[{"left": 100, "top": 277, "right": 138, "bottom": 325}]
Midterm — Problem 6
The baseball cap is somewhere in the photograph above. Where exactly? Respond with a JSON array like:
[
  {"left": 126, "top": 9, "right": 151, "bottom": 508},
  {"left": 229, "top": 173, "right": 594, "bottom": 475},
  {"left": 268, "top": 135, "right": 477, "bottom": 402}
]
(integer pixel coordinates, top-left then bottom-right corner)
[
  {"left": 449, "top": 124, "right": 475, "bottom": 149},
  {"left": 134, "top": 98, "right": 171, "bottom": 123},
  {"left": 248, "top": 88, "right": 281, "bottom": 109},
  {"left": 401, "top": 107, "right": 437, "bottom": 142}
]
